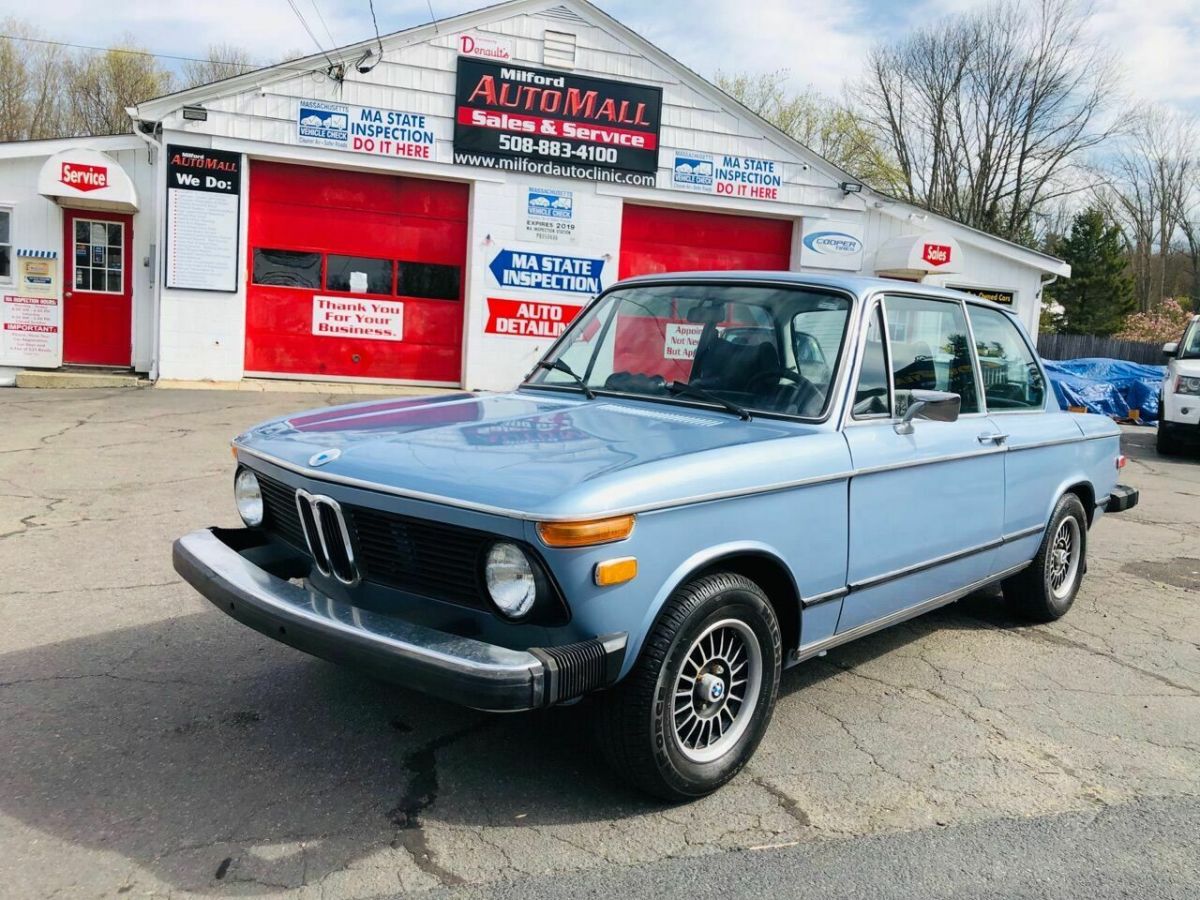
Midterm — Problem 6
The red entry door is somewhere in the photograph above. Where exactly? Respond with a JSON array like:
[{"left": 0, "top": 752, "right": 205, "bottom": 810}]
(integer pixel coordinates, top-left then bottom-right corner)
[{"left": 62, "top": 208, "right": 134, "bottom": 366}]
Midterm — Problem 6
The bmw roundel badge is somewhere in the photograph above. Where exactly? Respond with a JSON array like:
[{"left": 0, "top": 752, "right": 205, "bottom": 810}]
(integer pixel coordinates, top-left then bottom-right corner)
[{"left": 308, "top": 448, "right": 342, "bottom": 467}]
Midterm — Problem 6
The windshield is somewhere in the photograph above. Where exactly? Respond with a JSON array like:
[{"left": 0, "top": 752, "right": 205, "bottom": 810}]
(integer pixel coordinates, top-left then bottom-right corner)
[
  {"left": 525, "top": 283, "right": 854, "bottom": 418},
  {"left": 1182, "top": 319, "right": 1200, "bottom": 360}
]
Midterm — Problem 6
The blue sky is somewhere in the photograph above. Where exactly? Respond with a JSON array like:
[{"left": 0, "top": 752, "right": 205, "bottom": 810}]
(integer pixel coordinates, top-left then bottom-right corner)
[{"left": 3, "top": 0, "right": 1198, "bottom": 114}]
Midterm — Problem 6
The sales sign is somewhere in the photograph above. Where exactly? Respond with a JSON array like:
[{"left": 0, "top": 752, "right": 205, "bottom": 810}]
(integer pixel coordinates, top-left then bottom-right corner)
[
  {"left": 485, "top": 297, "right": 584, "bottom": 338},
  {"left": 165, "top": 145, "right": 241, "bottom": 293},
  {"left": 298, "top": 100, "right": 436, "bottom": 159},
  {"left": 453, "top": 58, "right": 662, "bottom": 182},
  {"left": 672, "top": 151, "right": 783, "bottom": 201},
  {"left": 488, "top": 249, "right": 606, "bottom": 294}
]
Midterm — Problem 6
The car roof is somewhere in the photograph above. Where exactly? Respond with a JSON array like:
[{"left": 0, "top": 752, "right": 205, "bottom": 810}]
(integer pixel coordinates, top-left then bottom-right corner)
[{"left": 614, "top": 270, "right": 1018, "bottom": 314}]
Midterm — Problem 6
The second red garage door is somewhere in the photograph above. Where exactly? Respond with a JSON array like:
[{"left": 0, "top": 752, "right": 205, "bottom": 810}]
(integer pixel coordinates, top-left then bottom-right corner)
[
  {"left": 619, "top": 204, "right": 794, "bottom": 277},
  {"left": 246, "top": 162, "right": 469, "bottom": 384}
]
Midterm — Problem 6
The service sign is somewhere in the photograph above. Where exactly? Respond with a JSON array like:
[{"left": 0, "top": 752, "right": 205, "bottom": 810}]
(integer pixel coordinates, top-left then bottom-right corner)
[
  {"left": 165, "top": 146, "right": 241, "bottom": 292},
  {"left": 1, "top": 294, "right": 61, "bottom": 368},
  {"left": 485, "top": 297, "right": 584, "bottom": 338},
  {"left": 60, "top": 162, "right": 108, "bottom": 193},
  {"left": 519, "top": 187, "right": 577, "bottom": 244},
  {"left": 671, "top": 151, "right": 783, "bottom": 201},
  {"left": 799, "top": 220, "right": 865, "bottom": 271},
  {"left": 312, "top": 296, "right": 404, "bottom": 341},
  {"left": 453, "top": 59, "right": 662, "bottom": 185},
  {"left": 298, "top": 100, "right": 436, "bottom": 159},
  {"left": 488, "top": 249, "right": 606, "bottom": 294}
]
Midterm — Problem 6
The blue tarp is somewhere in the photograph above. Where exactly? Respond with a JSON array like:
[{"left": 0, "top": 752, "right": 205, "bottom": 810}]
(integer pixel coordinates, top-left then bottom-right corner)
[{"left": 1041, "top": 357, "right": 1167, "bottom": 422}]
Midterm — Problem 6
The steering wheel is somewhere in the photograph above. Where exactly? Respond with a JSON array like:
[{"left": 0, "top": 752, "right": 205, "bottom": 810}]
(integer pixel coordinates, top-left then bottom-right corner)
[{"left": 746, "top": 368, "right": 823, "bottom": 414}]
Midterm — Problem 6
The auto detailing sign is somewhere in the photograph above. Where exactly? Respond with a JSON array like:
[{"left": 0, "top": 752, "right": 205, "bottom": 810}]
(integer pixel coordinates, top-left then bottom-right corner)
[
  {"left": 488, "top": 249, "right": 606, "bottom": 294},
  {"left": 485, "top": 297, "right": 583, "bottom": 338},
  {"left": 312, "top": 296, "right": 404, "bottom": 341},
  {"left": 298, "top": 99, "right": 436, "bottom": 159},
  {"left": 453, "top": 59, "right": 662, "bottom": 180},
  {"left": 59, "top": 162, "right": 108, "bottom": 192},
  {"left": 671, "top": 151, "right": 782, "bottom": 200},
  {"left": 165, "top": 146, "right": 241, "bottom": 292},
  {"left": 520, "top": 187, "right": 577, "bottom": 244},
  {"left": 799, "top": 220, "right": 865, "bottom": 271},
  {"left": 922, "top": 243, "right": 953, "bottom": 267}
]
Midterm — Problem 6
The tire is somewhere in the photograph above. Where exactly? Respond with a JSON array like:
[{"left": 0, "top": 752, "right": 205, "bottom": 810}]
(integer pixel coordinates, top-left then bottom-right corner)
[
  {"left": 1157, "top": 421, "right": 1179, "bottom": 456},
  {"left": 594, "top": 572, "right": 782, "bottom": 801},
  {"left": 1002, "top": 493, "right": 1088, "bottom": 623}
]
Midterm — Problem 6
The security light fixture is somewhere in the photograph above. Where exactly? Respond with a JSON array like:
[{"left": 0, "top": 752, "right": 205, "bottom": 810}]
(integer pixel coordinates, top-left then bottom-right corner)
[
  {"left": 181, "top": 105, "right": 208, "bottom": 122},
  {"left": 840, "top": 181, "right": 863, "bottom": 195}
]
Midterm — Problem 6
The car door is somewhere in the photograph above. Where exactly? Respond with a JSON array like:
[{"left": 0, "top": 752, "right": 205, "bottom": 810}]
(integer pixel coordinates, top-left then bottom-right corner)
[
  {"left": 967, "top": 304, "right": 1081, "bottom": 574},
  {"left": 838, "top": 294, "right": 1005, "bottom": 634}
]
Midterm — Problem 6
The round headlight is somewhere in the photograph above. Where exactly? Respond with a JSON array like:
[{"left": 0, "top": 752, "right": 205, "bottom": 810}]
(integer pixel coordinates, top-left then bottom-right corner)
[
  {"left": 234, "top": 469, "right": 264, "bottom": 526},
  {"left": 485, "top": 542, "right": 537, "bottom": 618}
]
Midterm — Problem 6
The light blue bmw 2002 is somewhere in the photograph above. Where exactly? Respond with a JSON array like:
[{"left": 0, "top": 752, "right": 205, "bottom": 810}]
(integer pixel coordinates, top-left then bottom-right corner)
[{"left": 175, "top": 273, "right": 1138, "bottom": 799}]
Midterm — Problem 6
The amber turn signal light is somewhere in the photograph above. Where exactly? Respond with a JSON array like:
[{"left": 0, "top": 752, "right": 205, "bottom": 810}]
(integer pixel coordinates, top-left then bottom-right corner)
[
  {"left": 594, "top": 557, "right": 638, "bottom": 587},
  {"left": 536, "top": 515, "right": 635, "bottom": 548}
]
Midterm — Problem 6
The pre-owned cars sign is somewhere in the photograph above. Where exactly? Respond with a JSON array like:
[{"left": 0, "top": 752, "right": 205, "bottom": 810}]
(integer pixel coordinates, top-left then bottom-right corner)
[{"left": 453, "top": 59, "right": 662, "bottom": 181}]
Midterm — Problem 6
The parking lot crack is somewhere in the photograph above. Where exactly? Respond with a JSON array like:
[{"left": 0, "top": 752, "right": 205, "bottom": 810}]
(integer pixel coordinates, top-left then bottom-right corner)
[{"left": 752, "top": 775, "right": 812, "bottom": 827}]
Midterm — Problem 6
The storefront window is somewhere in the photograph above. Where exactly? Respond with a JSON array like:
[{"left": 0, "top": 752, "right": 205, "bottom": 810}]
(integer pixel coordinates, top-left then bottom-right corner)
[
  {"left": 325, "top": 255, "right": 392, "bottom": 294},
  {"left": 397, "top": 261, "right": 460, "bottom": 300},
  {"left": 73, "top": 219, "right": 123, "bottom": 293},
  {"left": 0, "top": 208, "right": 10, "bottom": 281},
  {"left": 252, "top": 249, "right": 321, "bottom": 288}
]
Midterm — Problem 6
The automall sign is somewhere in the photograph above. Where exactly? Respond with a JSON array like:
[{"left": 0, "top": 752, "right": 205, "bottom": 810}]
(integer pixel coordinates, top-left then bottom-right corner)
[
  {"left": 671, "top": 151, "right": 782, "bottom": 200},
  {"left": 60, "top": 162, "right": 108, "bottom": 192},
  {"left": 488, "top": 249, "right": 606, "bottom": 294},
  {"left": 298, "top": 99, "right": 435, "bottom": 159},
  {"left": 485, "top": 297, "right": 584, "bottom": 337},
  {"left": 453, "top": 58, "right": 662, "bottom": 184}
]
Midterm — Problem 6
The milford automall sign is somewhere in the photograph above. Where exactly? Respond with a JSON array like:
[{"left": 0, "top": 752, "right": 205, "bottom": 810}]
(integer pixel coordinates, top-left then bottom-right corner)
[
  {"left": 60, "top": 162, "right": 109, "bottom": 192},
  {"left": 453, "top": 59, "right": 662, "bottom": 183}
]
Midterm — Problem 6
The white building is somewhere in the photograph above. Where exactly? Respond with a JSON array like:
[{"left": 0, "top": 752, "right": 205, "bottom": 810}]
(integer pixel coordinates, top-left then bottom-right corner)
[{"left": 0, "top": 0, "right": 1069, "bottom": 390}]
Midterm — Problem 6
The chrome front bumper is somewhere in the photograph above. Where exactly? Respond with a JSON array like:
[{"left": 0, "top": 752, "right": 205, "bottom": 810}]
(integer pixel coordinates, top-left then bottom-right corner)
[{"left": 172, "top": 528, "right": 625, "bottom": 712}]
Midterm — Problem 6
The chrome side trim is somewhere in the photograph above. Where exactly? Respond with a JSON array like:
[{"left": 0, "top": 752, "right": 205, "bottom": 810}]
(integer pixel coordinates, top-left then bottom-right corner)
[
  {"left": 1006, "top": 433, "right": 1115, "bottom": 452},
  {"left": 802, "top": 586, "right": 849, "bottom": 608},
  {"left": 1002, "top": 523, "right": 1046, "bottom": 543},
  {"left": 794, "top": 561, "right": 1032, "bottom": 663},
  {"left": 849, "top": 536, "right": 1003, "bottom": 592},
  {"left": 852, "top": 445, "right": 1006, "bottom": 478}
]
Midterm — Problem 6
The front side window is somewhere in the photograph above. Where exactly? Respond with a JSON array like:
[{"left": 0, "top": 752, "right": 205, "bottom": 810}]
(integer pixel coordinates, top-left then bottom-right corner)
[
  {"left": 326, "top": 255, "right": 392, "bottom": 294},
  {"left": 0, "top": 208, "right": 10, "bottom": 281},
  {"left": 73, "top": 219, "right": 123, "bottom": 293},
  {"left": 852, "top": 304, "right": 890, "bottom": 418},
  {"left": 527, "top": 284, "right": 853, "bottom": 419},
  {"left": 1181, "top": 319, "right": 1200, "bottom": 360},
  {"left": 967, "top": 306, "right": 1045, "bottom": 410},
  {"left": 884, "top": 295, "right": 980, "bottom": 414},
  {"left": 252, "top": 249, "right": 321, "bottom": 288}
]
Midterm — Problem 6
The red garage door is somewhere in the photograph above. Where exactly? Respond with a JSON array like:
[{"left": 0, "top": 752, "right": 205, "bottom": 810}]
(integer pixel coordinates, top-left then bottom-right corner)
[
  {"left": 246, "top": 162, "right": 469, "bottom": 383},
  {"left": 619, "top": 204, "right": 793, "bottom": 278}
]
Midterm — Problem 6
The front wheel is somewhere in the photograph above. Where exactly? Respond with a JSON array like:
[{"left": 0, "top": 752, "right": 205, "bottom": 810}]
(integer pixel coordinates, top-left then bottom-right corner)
[
  {"left": 1002, "top": 493, "right": 1088, "bottom": 622},
  {"left": 1157, "top": 421, "right": 1179, "bottom": 456},
  {"left": 594, "top": 572, "right": 781, "bottom": 800}
]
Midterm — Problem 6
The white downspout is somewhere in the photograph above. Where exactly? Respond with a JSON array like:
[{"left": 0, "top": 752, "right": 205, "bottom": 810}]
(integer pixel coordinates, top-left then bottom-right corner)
[{"left": 129, "top": 112, "right": 165, "bottom": 382}]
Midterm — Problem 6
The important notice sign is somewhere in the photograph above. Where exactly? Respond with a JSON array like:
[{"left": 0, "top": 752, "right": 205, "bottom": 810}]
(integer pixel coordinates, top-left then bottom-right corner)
[
  {"left": 2, "top": 294, "right": 61, "bottom": 367},
  {"left": 453, "top": 59, "right": 662, "bottom": 177},
  {"left": 485, "top": 298, "right": 583, "bottom": 338},
  {"left": 165, "top": 146, "right": 241, "bottom": 292}
]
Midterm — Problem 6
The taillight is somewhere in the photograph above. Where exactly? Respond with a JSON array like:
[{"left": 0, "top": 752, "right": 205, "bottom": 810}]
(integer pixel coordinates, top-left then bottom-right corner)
[{"left": 1116, "top": 454, "right": 1127, "bottom": 469}]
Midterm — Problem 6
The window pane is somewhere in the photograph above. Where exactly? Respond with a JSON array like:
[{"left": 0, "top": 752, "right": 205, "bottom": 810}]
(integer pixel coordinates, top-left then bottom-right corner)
[
  {"left": 75, "top": 268, "right": 91, "bottom": 290},
  {"left": 107, "top": 223, "right": 122, "bottom": 246},
  {"left": 107, "top": 272, "right": 121, "bottom": 293},
  {"left": 0, "top": 246, "right": 9, "bottom": 279},
  {"left": 853, "top": 305, "right": 890, "bottom": 418},
  {"left": 252, "top": 249, "right": 321, "bottom": 288},
  {"left": 75, "top": 220, "right": 89, "bottom": 242},
  {"left": 91, "top": 246, "right": 106, "bottom": 267},
  {"left": 325, "top": 255, "right": 391, "bottom": 294},
  {"left": 108, "top": 249, "right": 122, "bottom": 271},
  {"left": 0, "top": 210, "right": 9, "bottom": 244},
  {"left": 967, "top": 307, "right": 1045, "bottom": 410},
  {"left": 885, "top": 296, "right": 980, "bottom": 414},
  {"left": 397, "top": 261, "right": 460, "bottom": 300},
  {"left": 90, "top": 222, "right": 107, "bottom": 244}
]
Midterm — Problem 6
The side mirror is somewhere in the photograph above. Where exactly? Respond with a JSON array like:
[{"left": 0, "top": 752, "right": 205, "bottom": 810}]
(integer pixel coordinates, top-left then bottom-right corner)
[
  {"left": 1162, "top": 341, "right": 1179, "bottom": 358},
  {"left": 895, "top": 389, "right": 961, "bottom": 435}
]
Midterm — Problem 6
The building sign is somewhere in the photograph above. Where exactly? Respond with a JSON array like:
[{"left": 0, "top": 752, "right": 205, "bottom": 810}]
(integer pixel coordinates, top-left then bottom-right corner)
[
  {"left": 298, "top": 100, "right": 436, "bottom": 159},
  {"left": 453, "top": 59, "right": 662, "bottom": 186},
  {"left": 165, "top": 146, "right": 241, "bottom": 293},
  {"left": 664, "top": 322, "right": 705, "bottom": 359},
  {"left": 456, "top": 31, "right": 514, "bottom": 61},
  {"left": 950, "top": 285, "right": 1015, "bottom": 305},
  {"left": 671, "top": 151, "right": 782, "bottom": 200},
  {"left": 488, "top": 249, "right": 606, "bottom": 294},
  {"left": 2, "top": 295, "right": 61, "bottom": 367},
  {"left": 519, "top": 187, "right": 577, "bottom": 244},
  {"left": 312, "top": 295, "right": 404, "bottom": 341},
  {"left": 16, "top": 252, "right": 58, "bottom": 299},
  {"left": 799, "top": 220, "right": 865, "bottom": 271},
  {"left": 485, "top": 297, "right": 584, "bottom": 337},
  {"left": 60, "top": 162, "right": 108, "bottom": 192},
  {"left": 922, "top": 243, "right": 952, "bottom": 267}
]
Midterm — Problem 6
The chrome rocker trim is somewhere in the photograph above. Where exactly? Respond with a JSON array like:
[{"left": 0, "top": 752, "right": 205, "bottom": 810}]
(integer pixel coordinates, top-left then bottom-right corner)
[{"left": 172, "top": 528, "right": 626, "bottom": 712}]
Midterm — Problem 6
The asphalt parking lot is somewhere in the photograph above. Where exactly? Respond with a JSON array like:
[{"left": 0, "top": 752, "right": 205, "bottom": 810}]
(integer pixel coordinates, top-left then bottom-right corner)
[{"left": 1, "top": 387, "right": 1198, "bottom": 899}]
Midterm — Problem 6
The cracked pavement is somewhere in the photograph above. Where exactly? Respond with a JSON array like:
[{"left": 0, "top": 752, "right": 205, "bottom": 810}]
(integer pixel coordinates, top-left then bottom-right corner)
[{"left": 0, "top": 388, "right": 1198, "bottom": 899}]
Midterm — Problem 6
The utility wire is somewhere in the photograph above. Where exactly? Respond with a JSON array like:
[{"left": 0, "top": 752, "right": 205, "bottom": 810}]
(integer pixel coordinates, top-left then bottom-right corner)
[
  {"left": 308, "top": 0, "right": 339, "bottom": 52},
  {"left": 426, "top": 0, "right": 440, "bottom": 34},
  {"left": 368, "top": 0, "right": 385, "bottom": 54},
  {"left": 284, "top": 0, "right": 336, "bottom": 66}
]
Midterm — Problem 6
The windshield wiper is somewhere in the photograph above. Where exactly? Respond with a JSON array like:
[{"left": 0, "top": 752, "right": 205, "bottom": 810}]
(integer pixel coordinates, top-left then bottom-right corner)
[
  {"left": 536, "top": 359, "right": 596, "bottom": 400},
  {"left": 668, "top": 382, "right": 752, "bottom": 420}
]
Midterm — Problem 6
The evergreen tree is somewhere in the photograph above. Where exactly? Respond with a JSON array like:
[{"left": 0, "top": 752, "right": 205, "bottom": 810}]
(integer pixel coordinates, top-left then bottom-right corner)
[{"left": 1046, "top": 208, "right": 1135, "bottom": 335}]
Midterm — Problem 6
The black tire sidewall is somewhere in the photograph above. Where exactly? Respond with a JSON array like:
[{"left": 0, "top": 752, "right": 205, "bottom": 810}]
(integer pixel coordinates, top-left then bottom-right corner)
[
  {"left": 648, "top": 580, "right": 781, "bottom": 798},
  {"left": 1039, "top": 494, "right": 1088, "bottom": 616}
]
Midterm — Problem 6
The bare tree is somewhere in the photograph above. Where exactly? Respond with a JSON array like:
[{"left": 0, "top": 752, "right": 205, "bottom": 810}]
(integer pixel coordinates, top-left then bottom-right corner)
[
  {"left": 0, "top": 17, "right": 67, "bottom": 140},
  {"left": 855, "top": 0, "right": 1115, "bottom": 243},
  {"left": 62, "top": 38, "right": 173, "bottom": 135},
  {"left": 179, "top": 43, "right": 256, "bottom": 90},
  {"left": 715, "top": 70, "right": 902, "bottom": 192}
]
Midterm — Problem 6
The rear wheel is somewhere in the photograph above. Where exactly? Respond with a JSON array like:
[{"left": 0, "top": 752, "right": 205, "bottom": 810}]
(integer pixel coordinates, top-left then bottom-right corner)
[
  {"left": 595, "top": 572, "right": 781, "bottom": 800},
  {"left": 1157, "top": 420, "right": 1179, "bottom": 456},
  {"left": 1003, "top": 493, "right": 1088, "bottom": 622}
]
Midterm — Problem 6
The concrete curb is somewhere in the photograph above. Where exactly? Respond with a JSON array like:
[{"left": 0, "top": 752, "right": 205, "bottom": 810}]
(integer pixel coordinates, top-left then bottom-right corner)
[{"left": 15, "top": 370, "right": 148, "bottom": 389}]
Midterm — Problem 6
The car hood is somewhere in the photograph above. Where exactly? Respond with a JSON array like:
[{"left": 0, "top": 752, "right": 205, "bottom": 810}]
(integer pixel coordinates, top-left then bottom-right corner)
[{"left": 234, "top": 390, "right": 838, "bottom": 519}]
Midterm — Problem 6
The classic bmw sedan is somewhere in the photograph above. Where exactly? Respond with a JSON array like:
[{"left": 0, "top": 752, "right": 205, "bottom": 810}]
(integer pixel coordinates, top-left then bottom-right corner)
[{"left": 174, "top": 273, "right": 1138, "bottom": 799}]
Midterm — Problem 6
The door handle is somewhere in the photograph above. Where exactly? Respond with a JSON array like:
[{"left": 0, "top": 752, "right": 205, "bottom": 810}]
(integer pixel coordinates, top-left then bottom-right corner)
[{"left": 978, "top": 433, "right": 1008, "bottom": 445}]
